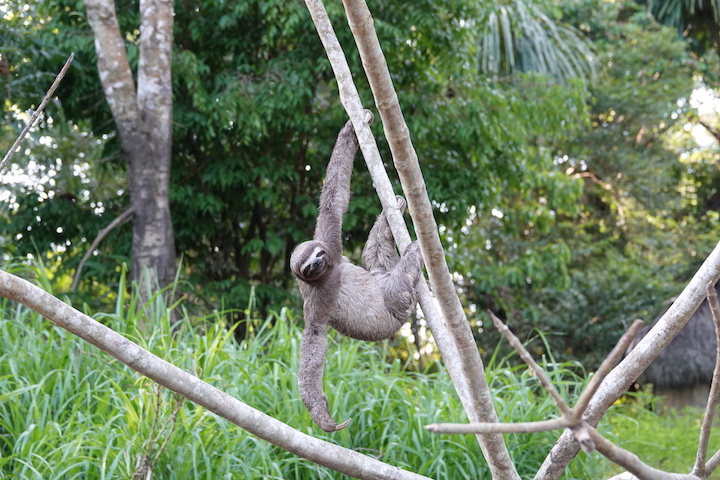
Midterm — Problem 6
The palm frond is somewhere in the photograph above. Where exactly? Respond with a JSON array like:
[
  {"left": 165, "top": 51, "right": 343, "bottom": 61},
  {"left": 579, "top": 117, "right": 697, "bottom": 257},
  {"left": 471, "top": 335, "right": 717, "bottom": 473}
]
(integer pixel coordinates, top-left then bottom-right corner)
[
  {"left": 478, "top": 0, "right": 596, "bottom": 82},
  {"left": 651, "top": 0, "right": 720, "bottom": 26}
]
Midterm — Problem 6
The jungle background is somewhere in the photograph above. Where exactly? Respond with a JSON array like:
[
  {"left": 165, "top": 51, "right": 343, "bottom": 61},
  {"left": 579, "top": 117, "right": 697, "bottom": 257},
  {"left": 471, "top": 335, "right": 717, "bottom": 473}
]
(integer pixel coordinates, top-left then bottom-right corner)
[{"left": 1, "top": 0, "right": 720, "bottom": 478}]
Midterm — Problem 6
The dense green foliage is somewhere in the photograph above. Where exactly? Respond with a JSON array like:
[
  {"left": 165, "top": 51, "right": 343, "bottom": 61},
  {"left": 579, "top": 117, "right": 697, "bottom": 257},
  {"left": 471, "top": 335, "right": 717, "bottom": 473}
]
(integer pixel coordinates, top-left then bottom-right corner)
[
  {"left": 462, "top": 0, "right": 720, "bottom": 366},
  {"left": 2, "top": 0, "right": 588, "bottom": 317}
]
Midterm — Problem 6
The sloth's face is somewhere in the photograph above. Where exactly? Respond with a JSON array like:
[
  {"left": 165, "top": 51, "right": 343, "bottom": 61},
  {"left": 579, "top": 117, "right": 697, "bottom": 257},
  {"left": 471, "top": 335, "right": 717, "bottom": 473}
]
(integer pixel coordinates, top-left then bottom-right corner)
[{"left": 291, "top": 241, "right": 329, "bottom": 282}]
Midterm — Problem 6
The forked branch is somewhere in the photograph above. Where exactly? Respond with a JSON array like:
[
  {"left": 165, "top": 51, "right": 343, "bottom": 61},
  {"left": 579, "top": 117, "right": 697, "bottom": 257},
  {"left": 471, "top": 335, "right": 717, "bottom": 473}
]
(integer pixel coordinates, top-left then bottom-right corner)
[
  {"left": 428, "top": 307, "right": 720, "bottom": 480},
  {"left": 535, "top": 240, "right": 720, "bottom": 480},
  {"left": 426, "top": 314, "right": 642, "bottom": 440}
]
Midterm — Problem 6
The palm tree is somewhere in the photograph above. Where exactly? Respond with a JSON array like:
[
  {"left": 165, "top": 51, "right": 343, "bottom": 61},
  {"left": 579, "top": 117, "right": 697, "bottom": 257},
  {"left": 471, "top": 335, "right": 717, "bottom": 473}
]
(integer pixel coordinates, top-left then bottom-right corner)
[
  {"left": 477, "top": 0, "right": 596, "bottom": 82},
  {"left": 646, "top": 0, "right": 720, "bottom": 54}
]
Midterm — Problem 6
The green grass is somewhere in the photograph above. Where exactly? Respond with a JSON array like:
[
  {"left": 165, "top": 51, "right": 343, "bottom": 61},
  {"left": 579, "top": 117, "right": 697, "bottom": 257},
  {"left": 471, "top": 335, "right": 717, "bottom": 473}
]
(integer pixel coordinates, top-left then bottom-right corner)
[
  {"left": 597, "top": 395, "right": 720, "bottom": 479},
  {"left": 0, "top": 274, "right": 709, "bottom": 479}
]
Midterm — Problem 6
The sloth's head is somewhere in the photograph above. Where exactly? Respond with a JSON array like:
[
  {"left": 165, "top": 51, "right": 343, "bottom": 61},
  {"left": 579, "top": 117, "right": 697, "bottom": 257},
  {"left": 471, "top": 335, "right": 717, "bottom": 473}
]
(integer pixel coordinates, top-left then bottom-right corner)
[{"left": 290, "top": 240, "right": 331, "bottom": 282}]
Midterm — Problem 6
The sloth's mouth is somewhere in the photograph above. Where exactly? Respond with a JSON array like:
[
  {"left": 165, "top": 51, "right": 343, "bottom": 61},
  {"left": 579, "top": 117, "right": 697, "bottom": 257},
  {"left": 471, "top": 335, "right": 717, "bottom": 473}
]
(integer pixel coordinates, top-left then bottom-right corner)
[{"left": 303, "top": 259, "right": 324, "bottom": 278}]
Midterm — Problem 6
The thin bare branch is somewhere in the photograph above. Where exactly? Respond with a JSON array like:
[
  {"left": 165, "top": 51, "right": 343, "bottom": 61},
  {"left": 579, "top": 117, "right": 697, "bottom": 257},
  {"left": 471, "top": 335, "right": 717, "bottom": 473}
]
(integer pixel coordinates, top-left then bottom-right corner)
[
  {"left": 426, "top": 418, "right": 569, "bottom": 435},
  {"left": 489, "top": 311, "right": 572, "bottom": 416},
  {"left": 0, "top": 269, "right": 430, "bottom": 480},
  {"left": 72, "top": 207, "right": 134, "bottom": 291},
  {"left": 693, "top": 283, "right": 720, "bottom": 477},
  {"left": 1, "top": 54, "right": 74, "bottom": 173}
]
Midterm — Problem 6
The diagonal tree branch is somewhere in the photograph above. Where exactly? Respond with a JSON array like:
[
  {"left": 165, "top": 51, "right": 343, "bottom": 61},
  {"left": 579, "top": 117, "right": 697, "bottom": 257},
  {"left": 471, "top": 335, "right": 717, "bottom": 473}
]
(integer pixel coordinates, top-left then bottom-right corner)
[
  {"left": 692, "top": 283, "right": 720, "bottom": 477},
  {"left": 338, "top": 1, "right": 518, "bottom": 477},
  {"left": 698, "top": 119, "right": 720, "bottom": 145},
  {"left": 0, "top": 269, "right": 430, "bottom": 480}
]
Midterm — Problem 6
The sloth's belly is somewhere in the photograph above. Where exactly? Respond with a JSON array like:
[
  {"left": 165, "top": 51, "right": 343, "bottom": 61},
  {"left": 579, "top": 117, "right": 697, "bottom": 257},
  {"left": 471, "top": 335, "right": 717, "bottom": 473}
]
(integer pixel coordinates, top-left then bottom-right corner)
[{"left": 329, "top": 264, "right": 401, "bottom": 341}]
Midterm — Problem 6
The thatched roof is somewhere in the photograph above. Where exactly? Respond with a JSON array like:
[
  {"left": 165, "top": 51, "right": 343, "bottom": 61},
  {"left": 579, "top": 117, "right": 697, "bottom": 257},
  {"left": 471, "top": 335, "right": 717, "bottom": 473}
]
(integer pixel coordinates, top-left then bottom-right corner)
[{"left": 633, "top": 296, "right": 717, "bottom": 389}]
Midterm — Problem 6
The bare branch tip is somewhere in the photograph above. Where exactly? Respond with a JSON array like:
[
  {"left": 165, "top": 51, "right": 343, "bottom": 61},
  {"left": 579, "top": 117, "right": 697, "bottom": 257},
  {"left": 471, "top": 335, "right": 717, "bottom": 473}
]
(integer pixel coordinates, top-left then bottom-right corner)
[{"left": 488, "top": 310, "right": 507, "bottom": 330}]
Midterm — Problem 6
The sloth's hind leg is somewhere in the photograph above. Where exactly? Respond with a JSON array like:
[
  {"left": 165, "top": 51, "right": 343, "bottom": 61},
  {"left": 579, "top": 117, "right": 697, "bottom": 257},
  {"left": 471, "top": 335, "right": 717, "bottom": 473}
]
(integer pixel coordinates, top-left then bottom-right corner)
[
  {"left": 361, "top": 196, "right": 405, "bottom": 273},
  {"left": 383, "top": 241, "right": 423, "bottom": 322}
]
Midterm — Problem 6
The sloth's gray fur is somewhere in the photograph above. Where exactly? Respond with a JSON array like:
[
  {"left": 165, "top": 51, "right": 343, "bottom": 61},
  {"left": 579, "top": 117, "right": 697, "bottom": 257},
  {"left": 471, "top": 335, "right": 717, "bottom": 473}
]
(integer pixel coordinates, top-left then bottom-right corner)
[{"left": 290, "top": 111, "right": 423, "bottom": 432}]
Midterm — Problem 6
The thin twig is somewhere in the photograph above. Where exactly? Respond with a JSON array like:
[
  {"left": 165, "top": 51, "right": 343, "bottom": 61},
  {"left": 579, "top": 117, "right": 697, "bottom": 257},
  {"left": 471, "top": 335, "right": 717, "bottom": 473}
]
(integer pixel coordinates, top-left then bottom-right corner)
[
  {"left": 134, "top": 383, "right": 164, "bottom": 479},
  {"left": 0, "top": 53, "right": 74, "bottom": 173},
  {"left": 694, "top": 283, "right": 720, "bottom": 476},
  {"left": 489, "top": 311, "right": 573, "bottom": 417},
  {"left": 71, "top": 207, "right": 134, "bottom": 291},
  {"left": 151, "top": 395, "right": 184, "bottom": 467}
]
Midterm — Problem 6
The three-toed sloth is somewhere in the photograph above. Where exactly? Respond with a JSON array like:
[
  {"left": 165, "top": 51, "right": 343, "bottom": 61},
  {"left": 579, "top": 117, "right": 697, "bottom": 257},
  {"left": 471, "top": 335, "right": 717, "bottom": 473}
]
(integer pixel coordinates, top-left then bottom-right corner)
[{"left": 290, "top": 111, "right": 424, "bottom": 432}]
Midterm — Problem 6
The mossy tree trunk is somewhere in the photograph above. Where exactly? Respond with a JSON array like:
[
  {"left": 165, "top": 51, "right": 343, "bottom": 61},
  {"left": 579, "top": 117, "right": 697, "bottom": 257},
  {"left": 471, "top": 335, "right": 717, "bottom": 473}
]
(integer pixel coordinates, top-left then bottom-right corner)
[{"left": 84, "top": 0, "right": 176, "bottom": 299}]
